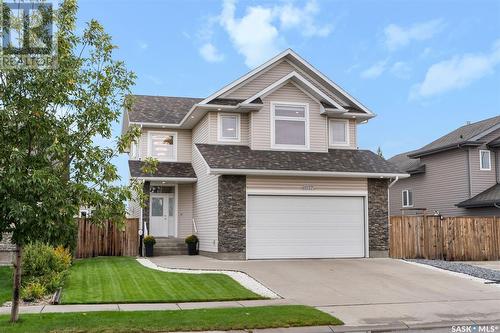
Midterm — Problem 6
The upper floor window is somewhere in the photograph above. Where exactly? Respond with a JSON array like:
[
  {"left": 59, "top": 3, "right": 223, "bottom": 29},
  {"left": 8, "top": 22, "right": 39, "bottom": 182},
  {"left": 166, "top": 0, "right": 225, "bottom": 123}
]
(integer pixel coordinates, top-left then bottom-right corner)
[
  {"left": 148, "top": 131, "right": 176, "bottom": 161},
  {"left": 329, "top": 119, "right": 349, "bottom": 146},
  {"left": 271, "top": 102, "right": 309, "bottom": 150},
  {"left": 218, "top": 113, "right": 240, "bottom": 142},
  {"left": 402, "top": 189, "right": 413, "bottom": 207},
  {"left": 479, "top": 150, "right": 491, "bottom": 171}
]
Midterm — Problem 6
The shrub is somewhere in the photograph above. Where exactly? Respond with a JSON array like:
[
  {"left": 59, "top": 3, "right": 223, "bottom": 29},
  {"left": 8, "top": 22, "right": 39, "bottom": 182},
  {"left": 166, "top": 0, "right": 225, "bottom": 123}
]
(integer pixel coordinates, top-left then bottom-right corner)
[
  {"left": 22, "top": 243, "right": 59, "bottom": 279},
  {"left": 143, "top": 235, "right": 156, "bottom": 245},
  {"left": 22, "top": 243, "right": 73, "bottom": 298},
  {"left": 21, "top": 282, "right": 46, "bottom": 302},
  {"left": 54, "top": 246, "right": 72, "bottom": 272},
  {"left": 185, "top": 235, "right": 198, "bottom": 244}
]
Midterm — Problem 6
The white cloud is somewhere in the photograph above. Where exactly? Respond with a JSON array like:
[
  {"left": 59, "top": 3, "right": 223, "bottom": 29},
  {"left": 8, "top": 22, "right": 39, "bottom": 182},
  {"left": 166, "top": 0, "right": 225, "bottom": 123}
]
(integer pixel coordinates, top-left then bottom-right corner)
[
  {"left": 384, "top": 19, "right": 444, "bottom": 51},
  {"left": 214, "top": 0, "right": 330, "bottom": 68},
  {"left": 138, "top": 41, "right": 149, "bottom": 50},
  {"left": 360, "top": 60, "right": 388, "bottom": 79},
  {"left": 390, "top": 61, "right": 411, "bottom": 79},
  {"left": 411, "top": 40, "right": 500, "bottom": 98},
  {"left": 219, "top": 0, "right": 280, "bottom": 68},
  {"left": 278, "top": 0, "right": 332, "bottom": 37},
  {"left": 199, "top": 42, "right": 224, "bottom": 62}
]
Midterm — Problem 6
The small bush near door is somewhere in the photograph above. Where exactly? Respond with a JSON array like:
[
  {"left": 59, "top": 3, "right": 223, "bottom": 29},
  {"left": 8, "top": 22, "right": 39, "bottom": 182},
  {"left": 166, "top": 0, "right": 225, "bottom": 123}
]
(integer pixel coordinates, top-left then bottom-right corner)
[{"left": 21, "top": 243, "right": 72, "bottom": 301}]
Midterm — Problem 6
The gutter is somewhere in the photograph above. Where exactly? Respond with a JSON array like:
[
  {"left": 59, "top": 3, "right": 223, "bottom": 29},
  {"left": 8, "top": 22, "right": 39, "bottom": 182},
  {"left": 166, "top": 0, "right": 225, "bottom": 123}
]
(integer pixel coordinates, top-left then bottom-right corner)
[
  {"left": 408, "top": 141, "right": 483, "bottom": 158},
  {"left": 209, "top": 168, "right": 410, "bottom": 179}
]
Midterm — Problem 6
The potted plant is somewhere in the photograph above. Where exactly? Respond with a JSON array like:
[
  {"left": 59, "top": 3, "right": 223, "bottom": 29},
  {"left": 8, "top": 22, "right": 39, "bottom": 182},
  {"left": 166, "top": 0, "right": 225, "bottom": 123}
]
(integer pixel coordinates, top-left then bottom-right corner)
[
  {"left": 185, "top": 235, "right": 199, "bottom": 255},
  {"left": 143, "top": 235, "right": 156, "bottom": 257}
]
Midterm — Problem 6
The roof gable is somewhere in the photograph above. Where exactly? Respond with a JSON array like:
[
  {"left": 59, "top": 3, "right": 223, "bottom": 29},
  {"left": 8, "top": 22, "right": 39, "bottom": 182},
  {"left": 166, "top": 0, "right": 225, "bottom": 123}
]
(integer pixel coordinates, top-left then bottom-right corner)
[
  {"left": 409, "top": 115, "right": 500, "bottom": 158},
  {"left": 200, "top": 49, "right": 374, "bottom": 116}
]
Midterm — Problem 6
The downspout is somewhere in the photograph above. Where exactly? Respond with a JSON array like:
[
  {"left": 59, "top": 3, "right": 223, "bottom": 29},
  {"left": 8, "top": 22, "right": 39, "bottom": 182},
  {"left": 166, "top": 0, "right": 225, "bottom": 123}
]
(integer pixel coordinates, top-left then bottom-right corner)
[
  {"left": 388, "top": 176, "right": 399, "bottom": 218},
  {"left": 465, "top": 147, "right": 471, "bottom": 198}
]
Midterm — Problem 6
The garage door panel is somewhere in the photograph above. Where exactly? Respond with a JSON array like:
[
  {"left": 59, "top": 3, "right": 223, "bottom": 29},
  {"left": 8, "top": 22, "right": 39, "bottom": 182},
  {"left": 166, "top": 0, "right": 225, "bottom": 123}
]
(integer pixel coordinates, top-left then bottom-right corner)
[{"left": 247, "top": 195, "right": 365, "bottom": 259}]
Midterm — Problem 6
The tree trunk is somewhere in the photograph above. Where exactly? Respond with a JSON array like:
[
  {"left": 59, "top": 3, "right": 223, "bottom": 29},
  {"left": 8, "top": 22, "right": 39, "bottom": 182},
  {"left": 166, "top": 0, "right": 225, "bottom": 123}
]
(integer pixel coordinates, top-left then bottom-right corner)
[{"left": 10, "top": 244, "right": 22, "bottom": 323}]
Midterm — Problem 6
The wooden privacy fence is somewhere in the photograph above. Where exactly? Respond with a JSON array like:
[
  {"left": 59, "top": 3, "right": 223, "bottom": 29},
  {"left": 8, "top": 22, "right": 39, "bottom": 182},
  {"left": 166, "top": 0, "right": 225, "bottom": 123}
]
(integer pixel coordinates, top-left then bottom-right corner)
[
  {"left": 390, "top": 215, "right": 500, "bottom": 261},
  {"left": 75, "top": 218, "right": 139, "bottom": 258}
]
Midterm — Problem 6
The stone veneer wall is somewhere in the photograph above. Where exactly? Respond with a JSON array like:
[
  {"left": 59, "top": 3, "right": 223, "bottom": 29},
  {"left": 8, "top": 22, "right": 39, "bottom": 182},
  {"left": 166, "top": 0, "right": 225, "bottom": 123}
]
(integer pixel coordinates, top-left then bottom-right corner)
[
  {"left": 217, "top": 175, "right": 246, "bottom": 256},
  {"left": 0, "top": 233, "right": 15, "bottom": 264},
  {"left": 368, "top": 178, "right": 389, "bottom": 256}
]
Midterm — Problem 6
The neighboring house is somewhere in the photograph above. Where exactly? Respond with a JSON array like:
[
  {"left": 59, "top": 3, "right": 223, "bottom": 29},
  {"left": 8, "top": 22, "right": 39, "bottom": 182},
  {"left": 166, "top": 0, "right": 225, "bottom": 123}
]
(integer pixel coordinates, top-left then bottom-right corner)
[
  {"left": 122, "top": 49, "right": 407, "bottom": 260},
  {"left": 0, "top": 234, "right": 14, "bottom": 264},
  {"left": 389, "top": 116, "right": 500, "bottom": 217}
]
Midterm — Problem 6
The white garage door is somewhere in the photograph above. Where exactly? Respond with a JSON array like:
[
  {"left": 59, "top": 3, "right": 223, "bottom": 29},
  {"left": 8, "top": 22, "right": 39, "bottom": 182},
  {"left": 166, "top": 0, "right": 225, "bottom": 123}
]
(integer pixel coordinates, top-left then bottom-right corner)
[{"left": 247, "top": 195, "right": 366, "bottom": 259}]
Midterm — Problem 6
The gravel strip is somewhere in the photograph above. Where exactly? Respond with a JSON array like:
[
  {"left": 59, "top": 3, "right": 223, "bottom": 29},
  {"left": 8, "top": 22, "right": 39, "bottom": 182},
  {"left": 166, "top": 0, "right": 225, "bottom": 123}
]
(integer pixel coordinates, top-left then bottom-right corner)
[
  {"left": 136, "top": 258, "right": 280, "bottom": 299},
  {"left": 408, "top": 259, "right": 500, "bottom": 282}
]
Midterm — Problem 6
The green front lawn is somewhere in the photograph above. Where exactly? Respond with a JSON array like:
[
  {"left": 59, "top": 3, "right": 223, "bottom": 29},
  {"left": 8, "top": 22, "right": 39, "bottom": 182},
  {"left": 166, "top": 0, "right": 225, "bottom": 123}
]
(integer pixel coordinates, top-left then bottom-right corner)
[
  {"left": 0, "top": 266, "right": 12, "bottom": 305},
  {"left": 0, "top": 305, "right": 342, "bottom": 332},
  {"left": 61, "top": 257, "right": 263, "bottom": 304}
]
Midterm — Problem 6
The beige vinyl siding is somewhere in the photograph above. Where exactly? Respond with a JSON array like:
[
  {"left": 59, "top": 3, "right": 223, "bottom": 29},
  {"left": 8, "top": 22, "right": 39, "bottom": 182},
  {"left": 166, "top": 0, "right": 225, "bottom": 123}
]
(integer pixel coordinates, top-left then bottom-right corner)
[
  {"left": 191, "top": 119, "right": 219, "bottom": 252},
  {"left": 390, "top": 149, "right": 471, "bottom": 216},
  {"left": 138, "top": 128, "right": 192, "bottom": 162},
  {"left": 127, "top": 191, "right": 141, "bottom": 218},
  {"left": 251, "top": 82, "right": 328, "bottom": 152},
  {"left": 247, "top": 176, "right": 367, "bottom": 193},
  {"left": 193, "top": 114, "right": 210, "bottom": 144},
  {"left": 222, "top": 60, "right": 347, "bottom": 105},
  {"left": 177, "top": 184, "right": 194, "bottom": 238}
]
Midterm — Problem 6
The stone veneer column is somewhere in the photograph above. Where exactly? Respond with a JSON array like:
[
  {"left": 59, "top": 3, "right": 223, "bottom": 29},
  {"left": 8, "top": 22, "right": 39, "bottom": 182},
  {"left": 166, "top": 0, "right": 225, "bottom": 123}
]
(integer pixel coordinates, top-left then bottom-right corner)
[
  {"left": 217, "top": 175, "right": 246, "bottom": 259},
  {"left": 368, "top": 178, "right": 389, "bottom": 257},
  {"left": 142, "top": 181, "right": 150, "bottom": 235}
]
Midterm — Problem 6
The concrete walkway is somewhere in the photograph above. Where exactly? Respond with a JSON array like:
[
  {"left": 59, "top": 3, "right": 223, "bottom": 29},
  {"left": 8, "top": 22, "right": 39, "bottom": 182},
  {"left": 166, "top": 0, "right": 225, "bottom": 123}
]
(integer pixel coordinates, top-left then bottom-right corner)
[{"left": 0, "top": 298, "right": 290, "bottom": 315}]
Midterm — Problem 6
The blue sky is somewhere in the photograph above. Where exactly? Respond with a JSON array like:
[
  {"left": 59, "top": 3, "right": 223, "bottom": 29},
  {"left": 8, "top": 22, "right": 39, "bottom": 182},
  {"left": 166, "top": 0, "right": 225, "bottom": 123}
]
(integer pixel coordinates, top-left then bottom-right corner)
[{"left": 76, "top": 0, "right": 500, "bottom": 185}]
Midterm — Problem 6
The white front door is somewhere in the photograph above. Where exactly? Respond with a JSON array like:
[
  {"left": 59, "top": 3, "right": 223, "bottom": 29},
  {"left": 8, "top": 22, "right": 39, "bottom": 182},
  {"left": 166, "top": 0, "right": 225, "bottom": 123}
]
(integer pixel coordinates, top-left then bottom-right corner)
[{"left": 150, "top": 193, "right": 175, "bottom": 237}]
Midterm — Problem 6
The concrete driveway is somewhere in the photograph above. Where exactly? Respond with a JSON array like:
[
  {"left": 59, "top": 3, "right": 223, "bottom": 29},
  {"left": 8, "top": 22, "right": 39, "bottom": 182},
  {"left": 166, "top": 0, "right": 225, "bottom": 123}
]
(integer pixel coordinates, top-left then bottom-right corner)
[{"left": 151, "top": 256, "right": 500, "bottom": 327}]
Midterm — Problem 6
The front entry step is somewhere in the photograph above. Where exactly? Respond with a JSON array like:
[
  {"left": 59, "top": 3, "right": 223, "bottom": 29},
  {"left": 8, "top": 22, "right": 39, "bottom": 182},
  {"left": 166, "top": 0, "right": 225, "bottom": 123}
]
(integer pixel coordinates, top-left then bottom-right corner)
[{"left": 153, "top": 237, "right": 188, "bottom": 256}]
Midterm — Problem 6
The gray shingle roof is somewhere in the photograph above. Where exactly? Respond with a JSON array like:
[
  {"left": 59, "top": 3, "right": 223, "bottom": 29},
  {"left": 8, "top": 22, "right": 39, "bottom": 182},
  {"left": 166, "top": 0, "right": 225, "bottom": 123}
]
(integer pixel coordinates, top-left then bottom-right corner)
[
  {"left": 456, "top": 183, "right": 500, "bottom": 208},
  {"left": 128, "top": 95, "right": 203, "bottom": 124},
  {"left": 196, "top": 144, "right": 404, "bottom": 175},
  {"left": 409, "top": 116, "right": 500, "bottom": 157},
  {"left": 488, "top": 137, "right": 500, "bottom": 148},
  {"left": 388, "top": 152, "right": 425, "bottom": 174},
  {"left": 128, "top": 160, "right": 196, "bottom": 178}
]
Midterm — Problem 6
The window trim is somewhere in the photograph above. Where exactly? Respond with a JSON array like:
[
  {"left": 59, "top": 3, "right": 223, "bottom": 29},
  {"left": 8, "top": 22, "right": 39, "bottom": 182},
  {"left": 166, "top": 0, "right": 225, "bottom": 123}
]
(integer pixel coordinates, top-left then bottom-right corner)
[
  {"left": 479, "top": 149, "right": 491, "bottom": 171},
  {"left": 402, "top": 189, "right": 413, "bottom": 208},
  {"left": 147, "top": 131, "right": 178, "bottom": 162},
  {"left": 130, "top": 141, "right": 138, "bottom": 159},
  {"left": 329, "top": 119, "right": 350, "bottom": 147},
  {"left": 217, "top": 113, "right": 241, "bottom": 142},
  {"left": 270, "top": 101, "right": 310, "bottom": 150}
]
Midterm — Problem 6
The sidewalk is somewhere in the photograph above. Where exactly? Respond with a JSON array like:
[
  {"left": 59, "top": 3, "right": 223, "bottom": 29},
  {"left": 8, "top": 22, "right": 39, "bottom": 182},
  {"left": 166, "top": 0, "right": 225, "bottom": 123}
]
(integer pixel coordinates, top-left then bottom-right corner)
[{"left": 0, "top": 298, "right": 291, "bottom": 314}]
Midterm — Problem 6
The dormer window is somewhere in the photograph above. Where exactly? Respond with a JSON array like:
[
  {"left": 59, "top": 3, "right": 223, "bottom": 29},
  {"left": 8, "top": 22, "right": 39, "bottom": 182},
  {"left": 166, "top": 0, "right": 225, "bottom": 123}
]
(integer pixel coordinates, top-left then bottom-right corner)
[
  {"left": 271, "top": 102, "right": 309, "bottom": 150},
  {"left": 148, "top": 131, "right": 177, "bottom": 161},
  {"left": 329, "top": 119, "right": 349, "bottom": 146},
  {"left": 218, "top": 113, "right": 240, "bottom": 142}
]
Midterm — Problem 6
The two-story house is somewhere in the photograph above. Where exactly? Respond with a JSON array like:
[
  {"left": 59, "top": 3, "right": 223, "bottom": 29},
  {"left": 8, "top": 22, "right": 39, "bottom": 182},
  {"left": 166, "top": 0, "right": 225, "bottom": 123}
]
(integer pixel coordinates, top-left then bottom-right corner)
[
  {"left": 122, "top": 49, "right": 407, "bottom": 260},
  {"left": 389, "top": 116, "right": 500, "bottom": 217}
]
